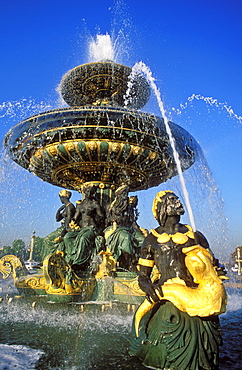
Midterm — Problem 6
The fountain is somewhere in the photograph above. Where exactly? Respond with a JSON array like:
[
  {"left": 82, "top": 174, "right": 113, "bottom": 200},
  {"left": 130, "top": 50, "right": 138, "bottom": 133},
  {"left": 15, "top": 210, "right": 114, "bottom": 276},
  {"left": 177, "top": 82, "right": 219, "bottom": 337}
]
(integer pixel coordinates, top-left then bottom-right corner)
[
  {"left": 0, "top": 34, "right": 232, "bottom": 369},
  {"left": 1, "top": 54, "right": 199, "bottom": 299}
]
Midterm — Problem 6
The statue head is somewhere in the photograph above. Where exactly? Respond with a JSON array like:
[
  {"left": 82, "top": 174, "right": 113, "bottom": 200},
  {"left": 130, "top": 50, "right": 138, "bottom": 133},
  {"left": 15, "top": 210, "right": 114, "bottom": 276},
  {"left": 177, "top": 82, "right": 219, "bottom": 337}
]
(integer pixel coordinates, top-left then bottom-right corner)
[
  {"left": 152, "top": 190, "right": 185, "bottom": 226},
  {"left": 82, "top": 184, "right": 97, "bottom": 199},
  {"left": 129, "top": 195, "right": 138, "bottom": 207},
  {"left": 59, "top": 189, "right": 72, "bottom": 200}
]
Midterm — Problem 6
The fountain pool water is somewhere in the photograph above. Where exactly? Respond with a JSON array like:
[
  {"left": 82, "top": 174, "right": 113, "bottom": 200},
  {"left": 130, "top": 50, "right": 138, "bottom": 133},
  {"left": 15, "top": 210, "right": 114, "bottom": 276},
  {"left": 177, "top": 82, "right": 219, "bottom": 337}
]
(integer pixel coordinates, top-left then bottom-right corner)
[{"left": 0, "top": 279, "right": 241, "bottom": 370}]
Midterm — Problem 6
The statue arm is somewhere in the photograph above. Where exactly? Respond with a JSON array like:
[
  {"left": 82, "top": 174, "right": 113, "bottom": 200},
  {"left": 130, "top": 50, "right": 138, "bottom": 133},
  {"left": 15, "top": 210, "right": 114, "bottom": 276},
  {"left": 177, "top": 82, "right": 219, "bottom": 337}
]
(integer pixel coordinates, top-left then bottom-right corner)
[
  {"left": 63, "top": 203, "right": 75, "bottom": 228},
  {"left": 138, "top": 238, "right": 162, "bottom": 302},
  {"left": 58, "top": 204, "right": 76, "bottom": 238},
  {"left": 195, "top": 230, "right": 210, "bottom": 249},
  {"left": 56, "top": 205, "right": 65, "bottom": 222},
  {"left": 73, "top": 204, "right": 82, "bottom": 224}
]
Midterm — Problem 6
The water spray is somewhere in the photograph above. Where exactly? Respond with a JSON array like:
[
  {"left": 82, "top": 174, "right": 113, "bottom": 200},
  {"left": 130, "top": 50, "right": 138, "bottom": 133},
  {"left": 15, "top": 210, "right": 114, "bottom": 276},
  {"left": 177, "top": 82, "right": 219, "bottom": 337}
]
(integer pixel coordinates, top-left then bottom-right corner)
[
  {"left": 127, "top": 62, "right": 197, "bottom": 233},
  {"left": 89, "top": 33, "right": 115, "bottom": 62},
  {"left": 173, "top": 93, "right": 242, "bottom": 123}
]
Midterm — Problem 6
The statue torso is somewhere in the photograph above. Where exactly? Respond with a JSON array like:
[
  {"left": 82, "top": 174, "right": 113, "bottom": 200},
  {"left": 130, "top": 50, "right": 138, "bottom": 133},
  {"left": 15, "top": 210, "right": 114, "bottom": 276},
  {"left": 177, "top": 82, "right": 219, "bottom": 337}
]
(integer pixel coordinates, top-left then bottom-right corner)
[{"left": 141, "top": 224, "right": 200, "bottom": 287}]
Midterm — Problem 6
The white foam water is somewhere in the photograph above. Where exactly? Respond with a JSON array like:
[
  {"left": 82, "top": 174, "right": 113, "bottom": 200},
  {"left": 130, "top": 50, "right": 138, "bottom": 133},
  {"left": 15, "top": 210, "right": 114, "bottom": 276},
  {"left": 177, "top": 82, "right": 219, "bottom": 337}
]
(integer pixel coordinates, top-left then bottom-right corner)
[
  {"left": 89, "top": 33, "right": 115, "bottom": 62},
  {"left": 88, "top": 32, "right": 130, "bottom": 64},
  {"left": 0, "top": 344, "right": 44, "bottom": 370}
]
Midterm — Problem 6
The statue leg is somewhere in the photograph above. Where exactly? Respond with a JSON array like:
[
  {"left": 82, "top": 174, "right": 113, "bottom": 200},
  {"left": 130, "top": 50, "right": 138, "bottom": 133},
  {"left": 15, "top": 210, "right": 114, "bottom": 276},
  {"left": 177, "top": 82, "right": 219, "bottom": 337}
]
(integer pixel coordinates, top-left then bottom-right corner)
[
  {"left": 129, "top": 301, "right": 222, "bottom": 370},
  {"left": 106, "top": 227, "right": 136, "bottom": 270},
  {"left": 42, "top": 227, "right": 64, "bottom": 260},
  {"left": 68, "top": 227, "right": 97, "bottom": 270}
]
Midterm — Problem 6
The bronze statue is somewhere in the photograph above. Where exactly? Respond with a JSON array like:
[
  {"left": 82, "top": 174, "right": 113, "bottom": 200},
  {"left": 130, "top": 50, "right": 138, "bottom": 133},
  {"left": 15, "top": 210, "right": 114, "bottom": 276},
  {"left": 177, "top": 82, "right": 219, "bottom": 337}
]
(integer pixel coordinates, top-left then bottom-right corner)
[
  {"left": 60, "top": 185, "right": 105, "bottom": 271},
  {"left": 41, "top": 190, "right": 76, "bottom": 259},
  {"left": 104, "top": 186, "right": 146, "bottom": 271},
  {"left": 105, "top": 185, "right": 131, "bottom": 228},
  {"left": 129, "top": 190, "right": 227, "bottom": 370},
  {"left": 129, "top": 195, "right": 148, "bottom": 242},
  {"left": 55, "top": 190, "right": 76, "bottom": 241},
  {"left": 72, "top": 185, "right": 104, "bottom": 232}
]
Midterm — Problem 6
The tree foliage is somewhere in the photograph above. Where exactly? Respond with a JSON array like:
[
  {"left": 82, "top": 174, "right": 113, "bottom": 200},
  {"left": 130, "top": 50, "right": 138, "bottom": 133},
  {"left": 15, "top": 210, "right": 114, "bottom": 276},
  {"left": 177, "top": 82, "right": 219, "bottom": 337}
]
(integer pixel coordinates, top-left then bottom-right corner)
[{"left": 0, "top": 236, "right": 44, "bottom": 261}]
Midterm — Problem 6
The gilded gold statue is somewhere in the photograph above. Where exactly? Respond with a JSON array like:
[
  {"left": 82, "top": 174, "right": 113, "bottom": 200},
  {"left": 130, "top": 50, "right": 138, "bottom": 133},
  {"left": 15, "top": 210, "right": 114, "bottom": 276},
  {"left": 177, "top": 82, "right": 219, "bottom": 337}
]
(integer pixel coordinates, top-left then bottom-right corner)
[{"left": 129, "top": 190, "right": 227, "bottom": 370}]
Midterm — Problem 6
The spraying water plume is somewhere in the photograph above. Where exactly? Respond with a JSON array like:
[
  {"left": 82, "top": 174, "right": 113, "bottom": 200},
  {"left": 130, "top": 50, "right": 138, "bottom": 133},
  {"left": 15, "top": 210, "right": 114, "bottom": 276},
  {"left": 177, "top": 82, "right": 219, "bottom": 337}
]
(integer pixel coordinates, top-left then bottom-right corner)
[
  {"left": 173, "top": 94, "right": 242, "bottom": 123},
  {"left": 125, "top": 61, "right": 197, "bottom": 233},
  {"left": 89, "top": 34, "right": 115, "bottom": 62},
  {"left": 88, "top": 32, "right": 129, "bottom": 64}
]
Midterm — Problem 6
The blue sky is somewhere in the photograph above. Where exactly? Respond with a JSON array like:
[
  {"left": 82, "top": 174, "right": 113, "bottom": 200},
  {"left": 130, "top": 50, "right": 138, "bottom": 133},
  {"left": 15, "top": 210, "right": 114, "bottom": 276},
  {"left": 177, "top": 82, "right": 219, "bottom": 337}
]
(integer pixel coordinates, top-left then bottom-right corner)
[{"left": 0, "top": 0, "right": 241, "bottom": 260}]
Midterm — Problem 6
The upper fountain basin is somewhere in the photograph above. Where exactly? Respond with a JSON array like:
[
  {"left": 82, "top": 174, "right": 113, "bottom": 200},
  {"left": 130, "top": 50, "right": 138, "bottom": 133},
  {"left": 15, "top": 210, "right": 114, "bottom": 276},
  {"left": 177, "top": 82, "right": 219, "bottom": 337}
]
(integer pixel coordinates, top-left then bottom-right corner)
[{"left": 59, "top": 61, "right": 151, "bottom": 109}]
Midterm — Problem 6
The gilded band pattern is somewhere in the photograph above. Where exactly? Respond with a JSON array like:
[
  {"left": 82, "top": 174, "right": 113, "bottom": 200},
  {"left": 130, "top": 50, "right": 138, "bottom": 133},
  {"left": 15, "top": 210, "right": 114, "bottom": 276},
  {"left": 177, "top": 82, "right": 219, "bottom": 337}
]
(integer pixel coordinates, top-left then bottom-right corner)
[{"left": 138, "top": 258, "right": 155, "bottom": 268}]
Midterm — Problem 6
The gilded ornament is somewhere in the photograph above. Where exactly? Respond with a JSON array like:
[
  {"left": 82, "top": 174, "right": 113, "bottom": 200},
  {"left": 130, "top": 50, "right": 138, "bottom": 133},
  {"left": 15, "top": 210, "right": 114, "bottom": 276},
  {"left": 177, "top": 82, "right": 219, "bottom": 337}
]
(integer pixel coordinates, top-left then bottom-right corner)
[
  {"left": 87, "top": 141, "right": 98, "bottom": 151},
  {"left": 62, "top": 170, "right": 73, "bottom": 179},
  {"left": 132, "top": 146, "right": 143, "bottom": 155},
  {"left": 59, "top": 189, "right": 71, "bottom": 198},
  {"left": 0, "top": 260, "right": 12, "bottom": 279},
  {"left": 95, "top": 251, "right": 116, "bottom": 279},
  {"left": 134, "top": 245, "right": 227, "bottom": 337},
  {"left": 150, "top": 225, "right": 195, "bottom": 245},
  {"left": 0, "top": 255, "right": 24, "bottom": 280},
  {"left": 110, "top": 142, "right": 121, "bottom": 152},
  {"left": 113, "top": 277, "right": 145, "bottom": 296},
  {"left": 138, "top": 258, "right": 155, "bottom": 268},
  {"left": 35, "top": 150, "right": 43, "bottom": 159},
  {"left": 149, "top": 151, "right": 157, "bottom": 160},
  {"left": 47, "top": 145, "right": 58, "bottom": 155},
  {"left": 64, "top": 142, "right": 75, "bottom": 151}
]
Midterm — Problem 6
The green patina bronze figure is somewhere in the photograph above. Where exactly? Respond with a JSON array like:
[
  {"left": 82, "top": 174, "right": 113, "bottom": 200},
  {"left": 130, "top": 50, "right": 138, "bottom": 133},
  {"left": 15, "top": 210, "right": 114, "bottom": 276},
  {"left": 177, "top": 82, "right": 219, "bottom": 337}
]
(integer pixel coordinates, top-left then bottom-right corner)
[
  {"left": 41, "top": 190, "right": 76, "bottom": 259},
  {"left": 104, "top": 185, "right": 146, "bottom": 271},
  {"left": 129, "top": 190, "right": 228, "bottom": 370},
  {"left": 56, "top": 185, "right": 105, "bottom": 272}
]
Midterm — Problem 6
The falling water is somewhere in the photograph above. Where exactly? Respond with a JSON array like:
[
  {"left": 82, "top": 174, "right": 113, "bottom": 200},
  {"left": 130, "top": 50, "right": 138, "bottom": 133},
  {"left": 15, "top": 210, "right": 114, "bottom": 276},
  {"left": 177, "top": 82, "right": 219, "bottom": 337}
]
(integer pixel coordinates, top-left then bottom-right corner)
[
  {"left": 0, "top": 99, "right": 52, "bottom": 121},
  {"left": 126, "top": 61, "right": 197, "bottom": 232},
  {"left": 0, "top": 98, "right": 60, "bottom": 247}
]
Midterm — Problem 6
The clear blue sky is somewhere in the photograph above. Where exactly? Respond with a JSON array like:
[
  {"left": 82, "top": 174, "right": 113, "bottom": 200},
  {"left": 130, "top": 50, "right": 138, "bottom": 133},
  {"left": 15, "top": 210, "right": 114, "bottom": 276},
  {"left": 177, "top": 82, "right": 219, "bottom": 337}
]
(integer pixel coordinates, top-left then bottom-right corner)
[{"left": 0, "top": 0, "right": 241, "bottom": 260}]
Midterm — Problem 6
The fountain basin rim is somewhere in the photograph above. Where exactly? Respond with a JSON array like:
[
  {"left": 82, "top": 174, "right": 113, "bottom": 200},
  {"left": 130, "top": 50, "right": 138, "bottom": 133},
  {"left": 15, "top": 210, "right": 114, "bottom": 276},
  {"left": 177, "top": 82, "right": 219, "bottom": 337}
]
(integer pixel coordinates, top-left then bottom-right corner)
[
  {"left": 4, "top": 105, "right": 157, "bottom": 139},
  {"left": 4, "top": 105, "right": 163, "bottom": 149},
  {"left": 60, "top": 60, "right": 133, "bottom": 75},
  {"left": 15, "top": 125, "right": 171, "bottom": 149}
]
